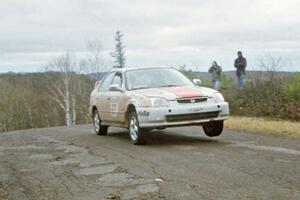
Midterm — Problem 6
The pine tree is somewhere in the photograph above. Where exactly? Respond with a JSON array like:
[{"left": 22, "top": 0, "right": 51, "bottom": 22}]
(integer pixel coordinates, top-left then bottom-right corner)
[{"left": 111, "top": 30, "right": 126, "bottom": 68}]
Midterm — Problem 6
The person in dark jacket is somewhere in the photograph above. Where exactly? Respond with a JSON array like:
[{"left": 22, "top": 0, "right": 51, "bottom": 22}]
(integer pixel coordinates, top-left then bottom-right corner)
[
  {"left": 208, "top": 61, "right": 222, "bottom": 91},
  {"left": 234, "top": 51, "right": 247, "bottom": 89}
]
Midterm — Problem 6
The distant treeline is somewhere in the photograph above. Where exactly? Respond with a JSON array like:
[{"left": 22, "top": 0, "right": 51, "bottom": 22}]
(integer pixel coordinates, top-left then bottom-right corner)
[
  {"left": 0, "top": 70, "right": 299, "bottom": 133},
  {"left": 0, "top": 72, "right": 95, "bottom": 132}
]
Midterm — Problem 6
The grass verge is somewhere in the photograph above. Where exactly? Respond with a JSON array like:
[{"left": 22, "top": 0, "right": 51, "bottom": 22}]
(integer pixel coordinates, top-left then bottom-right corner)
[{"left": 225, "top": 116, "right": 300, "bottom": 138}]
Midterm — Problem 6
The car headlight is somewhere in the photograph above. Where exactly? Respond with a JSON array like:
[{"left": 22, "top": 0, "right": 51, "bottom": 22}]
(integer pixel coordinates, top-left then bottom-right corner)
[
  {"left": 212, "top": 92, "right": 224, "bottom": 102},
  {"left": 142, "top": 98, "right": 169, "bottom": 107}
]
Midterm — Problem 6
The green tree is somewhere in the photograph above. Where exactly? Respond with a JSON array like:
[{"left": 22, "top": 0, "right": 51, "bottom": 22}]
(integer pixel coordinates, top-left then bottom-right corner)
[{"left": 110, "top": 30, "right": 126, "bottom": 68}]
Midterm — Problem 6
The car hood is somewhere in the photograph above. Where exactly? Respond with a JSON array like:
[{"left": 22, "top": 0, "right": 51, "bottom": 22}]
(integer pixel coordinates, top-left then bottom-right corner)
[{"left": 132, "top": 86, "right": 216, "bottom": 100}]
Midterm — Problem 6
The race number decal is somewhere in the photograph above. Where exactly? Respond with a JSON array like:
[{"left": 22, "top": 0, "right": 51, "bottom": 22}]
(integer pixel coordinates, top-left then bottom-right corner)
[{"left": 111, "top": 102, "right": 118, "bottom": 117}]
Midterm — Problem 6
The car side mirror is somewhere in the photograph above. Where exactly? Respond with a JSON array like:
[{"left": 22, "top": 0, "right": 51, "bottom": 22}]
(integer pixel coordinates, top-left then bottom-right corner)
[
  {"left": 94, "top": 80, "right": 100, "bottom": 89},
  {"left": 193, "top": 79, "right": 202, "bottom": 85},
  {"left": 109, "top": 84, "right": 124, "bottom": 92}
]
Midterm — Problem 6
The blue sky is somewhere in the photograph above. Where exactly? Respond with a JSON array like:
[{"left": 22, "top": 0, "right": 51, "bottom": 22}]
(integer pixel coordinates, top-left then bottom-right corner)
[{"left": 0, "top": 0, "right": 300, "bottom": 72}]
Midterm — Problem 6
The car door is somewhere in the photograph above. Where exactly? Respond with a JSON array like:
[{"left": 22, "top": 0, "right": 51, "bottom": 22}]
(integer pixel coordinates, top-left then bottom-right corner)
[
  {"left": 106, "top": 72, "right": 125, "bottom": 122},
  {"left": 96, "top": 72, "right": 115, "bottom": 121}
]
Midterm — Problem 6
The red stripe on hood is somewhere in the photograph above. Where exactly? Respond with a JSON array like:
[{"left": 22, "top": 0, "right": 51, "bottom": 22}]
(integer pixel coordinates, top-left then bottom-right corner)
[{"left": 163, "top": 87, "right": 203, "bottom": 98}]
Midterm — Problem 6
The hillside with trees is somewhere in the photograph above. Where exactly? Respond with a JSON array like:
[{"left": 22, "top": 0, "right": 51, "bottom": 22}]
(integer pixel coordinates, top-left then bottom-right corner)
[
  {"left": 0, "top": 72, "right": 94, "bottom": 132},
  {"left": 1, "top": 67, "right": 299, "bottom": 133}
]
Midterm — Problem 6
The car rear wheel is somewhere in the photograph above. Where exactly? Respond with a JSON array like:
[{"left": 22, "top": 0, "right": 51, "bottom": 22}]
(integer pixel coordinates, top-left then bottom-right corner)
[
  {"left": 93, "top": 109, "right": 108, "bottom": 135},
  {"left": 128, "top": 111, "right": 148, "bottom": 145},
  {"left": 203, "top": 121, "right": 223, "bottom": 137}
]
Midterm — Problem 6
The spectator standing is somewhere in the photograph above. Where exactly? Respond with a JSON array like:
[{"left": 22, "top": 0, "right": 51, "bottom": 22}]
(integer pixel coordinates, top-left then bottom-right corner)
[
  {"left": 234, "top": 51, "right": 247, "bottom": 89},
  {"left": 208, "top": 61, "right": 222, "bottom": 91}
]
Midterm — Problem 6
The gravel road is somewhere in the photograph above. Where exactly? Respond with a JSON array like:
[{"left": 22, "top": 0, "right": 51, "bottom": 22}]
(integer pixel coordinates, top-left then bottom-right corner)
[{"left": 0, "top": 125, "right": 299, "bottom": 200}]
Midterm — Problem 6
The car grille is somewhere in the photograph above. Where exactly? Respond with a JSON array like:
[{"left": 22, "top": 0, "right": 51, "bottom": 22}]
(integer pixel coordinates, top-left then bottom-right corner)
[
  {"left": 177, "top": 97, "right": 207, "bottom": 104},
  {"left": 166, "top": 111, "right": 219, "bottom": 122}
]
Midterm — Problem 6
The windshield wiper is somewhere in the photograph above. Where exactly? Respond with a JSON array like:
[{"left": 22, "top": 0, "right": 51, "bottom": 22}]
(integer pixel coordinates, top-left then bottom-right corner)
[
  {"left": 160, "top": 84, "right": 182, "bottom": 87},
  {"left": 130, "top": 86, "right": 150, "bottom": 90}
]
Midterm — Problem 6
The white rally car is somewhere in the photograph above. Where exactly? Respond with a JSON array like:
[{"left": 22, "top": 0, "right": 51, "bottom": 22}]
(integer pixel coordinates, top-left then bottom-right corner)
[{"left": 89, "top": 67, "right": 229, "bottom": 145}]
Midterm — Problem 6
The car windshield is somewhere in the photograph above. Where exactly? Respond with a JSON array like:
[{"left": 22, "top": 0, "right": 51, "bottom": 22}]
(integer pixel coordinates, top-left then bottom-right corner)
[{"left": 126, "top": 68, "right": 194, "bottom": 90}]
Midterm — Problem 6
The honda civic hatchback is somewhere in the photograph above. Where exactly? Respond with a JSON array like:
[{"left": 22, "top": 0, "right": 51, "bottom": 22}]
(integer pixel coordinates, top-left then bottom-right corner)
[{"left": 89, "top": 67, "right": 229, "bottom": 145}]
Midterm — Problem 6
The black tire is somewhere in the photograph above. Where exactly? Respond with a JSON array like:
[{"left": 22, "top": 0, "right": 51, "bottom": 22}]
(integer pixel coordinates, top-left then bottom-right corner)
[
  {"left": 128, "top": 111, "right": 148, "bottom": 145},
  {"left": 93, "top": 109, "right": 108, "bottom": 135},
  {"left": 203, "top": 121, "right": 223, "bottom": 137}
]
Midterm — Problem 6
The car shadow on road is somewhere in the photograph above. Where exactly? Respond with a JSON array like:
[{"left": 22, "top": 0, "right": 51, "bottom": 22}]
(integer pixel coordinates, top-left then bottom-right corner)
[
  {"left": 107, "top": 129, "right": 228, "bottom": 146},
  {"left": 147, "top": 131, "right": 228, "bottom": 146}
]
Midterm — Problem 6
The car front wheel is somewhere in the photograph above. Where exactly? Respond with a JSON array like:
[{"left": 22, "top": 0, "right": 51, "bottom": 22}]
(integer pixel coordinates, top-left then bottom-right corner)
[
  {"left": 203, "top": 121, "right": 223, "bottom": 137},
  {"left": 128, "top": 111, "right": 148, "bottom": 145},
  {"left": 93, "top": 109, "right": 108, "bottom": 135}
]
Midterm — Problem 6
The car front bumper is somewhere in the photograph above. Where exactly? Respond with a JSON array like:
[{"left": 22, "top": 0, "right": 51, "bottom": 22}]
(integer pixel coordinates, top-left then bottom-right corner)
[{"left": 136, "top": 101, "right": 229, "bottom": 128}]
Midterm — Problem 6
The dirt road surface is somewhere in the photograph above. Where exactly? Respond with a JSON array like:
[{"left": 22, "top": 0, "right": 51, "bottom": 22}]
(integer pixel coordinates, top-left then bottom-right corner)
[{"left": 0, "top": 125, "right": 299, "bottom": 200}]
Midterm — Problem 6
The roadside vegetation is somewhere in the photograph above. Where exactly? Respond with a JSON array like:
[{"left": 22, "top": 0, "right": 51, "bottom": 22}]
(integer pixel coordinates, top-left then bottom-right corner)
[
  {"left": 223, "top": 72, "right": 300, "bottom": 121},
  {"left": 225, "top": 116, "right": 300, "bottom": 138},
  {"left": 0, "top": 72, "right": 94, "bottom": 132}
]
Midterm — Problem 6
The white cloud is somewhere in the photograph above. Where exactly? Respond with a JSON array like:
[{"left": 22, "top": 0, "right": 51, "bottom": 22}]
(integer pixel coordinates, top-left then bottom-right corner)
[{"left": 0, "top": 0, "right": 300, "bottom": 72}]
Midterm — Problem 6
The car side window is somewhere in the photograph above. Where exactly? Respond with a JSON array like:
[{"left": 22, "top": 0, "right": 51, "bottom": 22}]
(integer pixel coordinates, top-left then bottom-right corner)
[
  {"left": 111, "top": 72, "right": 123, "bottom": 88},
  {"left": 98, "top": 72, "right": 115, "bottom": 92}
]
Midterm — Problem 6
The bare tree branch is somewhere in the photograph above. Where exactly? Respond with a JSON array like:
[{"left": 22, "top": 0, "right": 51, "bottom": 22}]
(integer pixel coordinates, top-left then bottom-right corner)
[{"left": 47, "top": 86, "right": 66, "bottom": 111}]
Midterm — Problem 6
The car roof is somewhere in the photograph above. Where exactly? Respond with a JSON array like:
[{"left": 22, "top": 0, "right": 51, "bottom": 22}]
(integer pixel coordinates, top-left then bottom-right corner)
[{"left": 110, "top": 66, "right": 174, "bottom": 73}]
